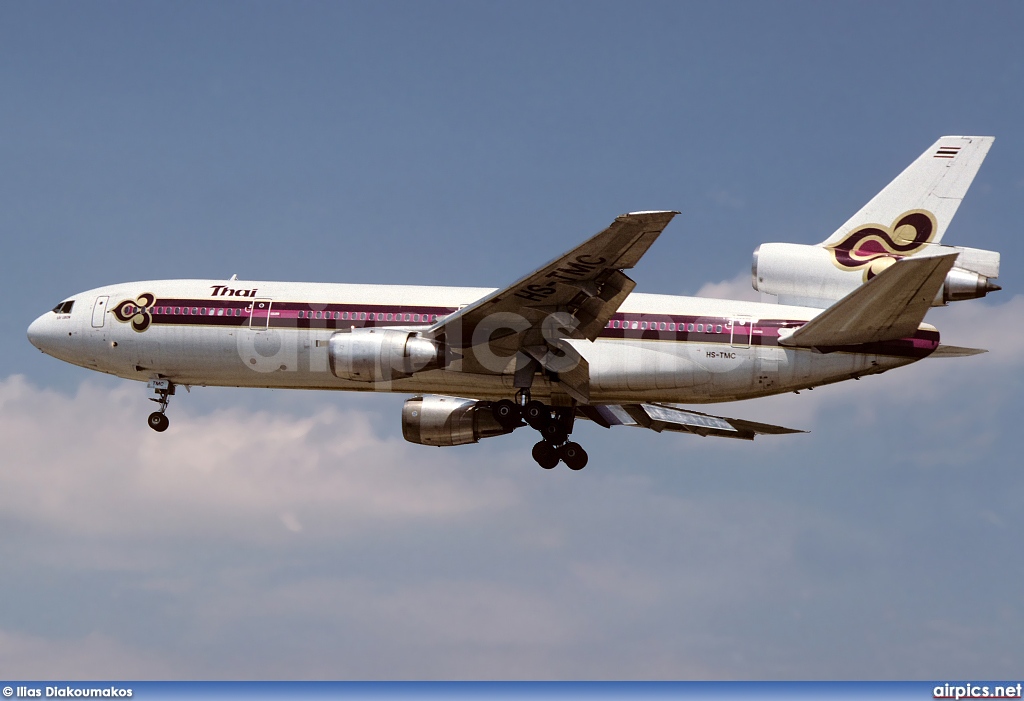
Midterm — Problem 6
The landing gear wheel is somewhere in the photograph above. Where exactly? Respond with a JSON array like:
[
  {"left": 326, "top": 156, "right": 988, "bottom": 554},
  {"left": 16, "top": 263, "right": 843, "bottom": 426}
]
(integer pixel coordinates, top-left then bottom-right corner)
[
  {"left": 559, "top": 442, "right": 588, "bottom": 471},
  {"left": 492, "top": 399, "right": 521, "bottom": 429},
  {"left": 524, "top": 401, "right": 550, "bottom": 429},
  {"left": 532, "top": 441, "right": 559, "bottom": 469},
  {"left": 541, "top": 422, "right": 568, "bottom": 445},
  {"left": 148, "top": 412, "right": 169, "bottom": 432}
]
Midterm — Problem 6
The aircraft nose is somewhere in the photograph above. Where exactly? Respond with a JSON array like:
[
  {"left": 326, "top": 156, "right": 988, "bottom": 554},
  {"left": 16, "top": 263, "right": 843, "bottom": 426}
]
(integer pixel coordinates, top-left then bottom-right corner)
[{"left": 27, "top": 313, "right": 54, "bottom": 353}]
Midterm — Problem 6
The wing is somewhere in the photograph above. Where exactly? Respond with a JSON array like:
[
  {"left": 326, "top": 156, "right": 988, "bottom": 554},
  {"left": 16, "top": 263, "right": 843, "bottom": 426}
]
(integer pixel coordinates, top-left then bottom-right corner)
[
  {"left": 779, "top": 251, "right": 958, "bottom": 348},
  {"left": 426, "top": 211, "right": 678, "bottom": 402},
  {"left": 578, "top": 403, "right": 805, "bottom": 440}
]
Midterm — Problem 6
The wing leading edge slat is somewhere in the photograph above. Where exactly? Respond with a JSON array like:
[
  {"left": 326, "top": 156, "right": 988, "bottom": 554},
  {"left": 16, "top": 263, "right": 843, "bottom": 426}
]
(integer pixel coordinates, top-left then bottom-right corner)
[{"left": 424, "top": 211, "right": 677, "bottom": 402}]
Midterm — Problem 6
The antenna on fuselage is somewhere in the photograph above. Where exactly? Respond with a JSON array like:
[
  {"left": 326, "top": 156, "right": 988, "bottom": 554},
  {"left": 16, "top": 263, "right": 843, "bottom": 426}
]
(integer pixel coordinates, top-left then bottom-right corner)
[{"left": 230, "top": 274, "right": 238, "bottom": 281}]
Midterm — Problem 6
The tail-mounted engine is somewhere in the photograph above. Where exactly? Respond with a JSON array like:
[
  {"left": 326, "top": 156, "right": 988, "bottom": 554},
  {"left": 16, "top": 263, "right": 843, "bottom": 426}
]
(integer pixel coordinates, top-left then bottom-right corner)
[
  {"left": 328, "top": 328, "right": 441, "bottom": 382},
  {"left": 402, "top": 395, "right": 513, "bottom": 446},
  {"left": 752, "top": 243, "right": 1000, "bottom": 307}
]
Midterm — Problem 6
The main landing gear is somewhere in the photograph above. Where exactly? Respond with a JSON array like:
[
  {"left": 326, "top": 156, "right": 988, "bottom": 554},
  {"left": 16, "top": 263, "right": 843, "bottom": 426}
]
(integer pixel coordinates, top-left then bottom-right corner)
[
  {"left": 491, "top": 395, "right": 589, "bottom": 471},
  {"left": 147, "top": 379, "right": 174, "bottom": 432}
]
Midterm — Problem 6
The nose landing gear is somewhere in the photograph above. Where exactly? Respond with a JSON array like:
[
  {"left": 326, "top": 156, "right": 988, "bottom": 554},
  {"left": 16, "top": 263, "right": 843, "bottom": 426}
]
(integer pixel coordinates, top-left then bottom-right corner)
[{"left": 147, "top": 379, "right": 174, "bottom": 432}]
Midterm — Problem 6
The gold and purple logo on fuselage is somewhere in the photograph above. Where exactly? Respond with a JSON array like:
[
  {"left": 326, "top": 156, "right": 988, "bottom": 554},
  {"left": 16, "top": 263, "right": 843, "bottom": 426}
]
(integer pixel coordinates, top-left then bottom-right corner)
[
  {"left": 827, "top": 209, "right": 937, "bottom": 281},
  {"left": 112, "top": 293, "right": 156, "bottom": 332}
]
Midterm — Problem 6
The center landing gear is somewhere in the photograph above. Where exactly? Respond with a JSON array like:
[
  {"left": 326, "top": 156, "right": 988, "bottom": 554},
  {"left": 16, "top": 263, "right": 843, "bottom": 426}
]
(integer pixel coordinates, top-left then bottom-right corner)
[
  {"left": 147, "top": 379, "right": 174, "bottom": 432},
  {"left": 492, "top": 394, "right": 588, "bottom": 471}
]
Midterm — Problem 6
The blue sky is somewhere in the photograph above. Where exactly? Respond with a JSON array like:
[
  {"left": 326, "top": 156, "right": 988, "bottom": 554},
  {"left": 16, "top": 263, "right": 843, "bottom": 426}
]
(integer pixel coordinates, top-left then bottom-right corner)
[{"left": 1, "top": 1, "right": 1023, "bottom": 679}]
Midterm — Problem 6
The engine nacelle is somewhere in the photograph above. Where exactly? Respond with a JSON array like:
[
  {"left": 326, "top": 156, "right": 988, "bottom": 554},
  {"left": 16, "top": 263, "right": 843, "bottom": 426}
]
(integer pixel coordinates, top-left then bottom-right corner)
[
  {"left": 752, "top": 242, "right": 1000, "bottom": 307},
  {"left": 328, "top": 328, "right": 440, "bottom": 382},
  {"left": 402, "top": 395, "right": 513, "bottom": 447}
]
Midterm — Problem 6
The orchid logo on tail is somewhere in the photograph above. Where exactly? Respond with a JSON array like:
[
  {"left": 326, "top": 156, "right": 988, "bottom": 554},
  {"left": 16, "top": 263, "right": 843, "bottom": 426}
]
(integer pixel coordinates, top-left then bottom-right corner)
[{"left": 827, "top": 210, "right": 937, "bottom": 281}]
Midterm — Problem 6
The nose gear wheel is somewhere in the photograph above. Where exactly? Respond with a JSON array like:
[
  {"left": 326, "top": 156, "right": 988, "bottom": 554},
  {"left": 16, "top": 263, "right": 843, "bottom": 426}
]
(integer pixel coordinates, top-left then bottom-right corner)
[{"left": 146, "top": 380, "right": 175, "bottom": 432}]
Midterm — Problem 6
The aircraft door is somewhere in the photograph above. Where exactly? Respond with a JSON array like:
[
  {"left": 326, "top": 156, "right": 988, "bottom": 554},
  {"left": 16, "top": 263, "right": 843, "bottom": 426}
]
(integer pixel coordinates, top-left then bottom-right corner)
[
  {"left": 730, "top": 317, "right": 752, "bottom": 348},
  {"left": 248, "top": 299, "right": 274, "bottom": 329},
  {"left": 91, "top": 296, "right": 109, "bottom": 328}
]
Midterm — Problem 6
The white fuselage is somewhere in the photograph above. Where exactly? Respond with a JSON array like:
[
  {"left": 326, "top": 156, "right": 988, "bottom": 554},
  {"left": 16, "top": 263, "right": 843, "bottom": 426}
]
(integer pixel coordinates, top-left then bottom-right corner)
[{"left": 27, "top": 279, "right": 939, "bottom": 404}]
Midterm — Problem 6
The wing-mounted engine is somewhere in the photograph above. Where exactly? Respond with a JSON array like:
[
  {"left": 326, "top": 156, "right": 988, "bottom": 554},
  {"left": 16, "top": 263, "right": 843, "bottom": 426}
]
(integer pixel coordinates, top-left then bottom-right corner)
[
  {"left": 752, "top": 242, "right": 1000, "bottom": 308},
  {"left": 402, "top": 395, "right": 513, "bottom": 446},
  {"left": 328, "top": 328, "right": 441, "bottom": 382}
]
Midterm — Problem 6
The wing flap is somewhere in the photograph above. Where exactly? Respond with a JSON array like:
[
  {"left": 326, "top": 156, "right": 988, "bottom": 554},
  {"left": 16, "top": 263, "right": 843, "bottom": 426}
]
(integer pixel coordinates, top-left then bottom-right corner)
[
  {"left": 581, "top": 403, "right": 805, "bottom": 441},
  {"left": 780, "top": 251, "right": 958, "bottom": 348},
  {"left": 928, "top": 344, "right": 988, "bottom": 358}
]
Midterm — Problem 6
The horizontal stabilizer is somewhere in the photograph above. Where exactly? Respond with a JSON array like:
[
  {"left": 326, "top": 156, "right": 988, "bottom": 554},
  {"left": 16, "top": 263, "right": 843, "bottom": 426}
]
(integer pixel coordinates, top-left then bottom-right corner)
[
  {"left": 929, "top": 344, "right": 988, "bottom": 358},
  {"left": 780, "top": 251, "right": 958, "bottom": 348},
  {"left": 579, "top": 403, "right": 805, "bottom": 441}
]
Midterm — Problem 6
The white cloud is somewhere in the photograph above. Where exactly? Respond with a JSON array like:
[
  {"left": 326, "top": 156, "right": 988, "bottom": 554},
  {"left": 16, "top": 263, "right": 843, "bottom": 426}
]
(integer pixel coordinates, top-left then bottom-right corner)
[
  {"left": 706, "top": 189, "right": 745, "bottom": 210},
  {"left": 0, "top": 375, "right": 521, "bottom": 546},
  {"left": 694, "top": 271, "right": 762, "bottom": 302}
]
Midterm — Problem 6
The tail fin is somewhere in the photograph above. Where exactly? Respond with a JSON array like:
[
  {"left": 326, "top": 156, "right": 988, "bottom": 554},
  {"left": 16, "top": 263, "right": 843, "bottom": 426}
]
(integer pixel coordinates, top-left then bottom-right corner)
[
  {"left": 820, "top": 135, "right": 993, "bottom": 248},
  {"left": 753, "top": 136, "right": 999, "bottom": 308}
]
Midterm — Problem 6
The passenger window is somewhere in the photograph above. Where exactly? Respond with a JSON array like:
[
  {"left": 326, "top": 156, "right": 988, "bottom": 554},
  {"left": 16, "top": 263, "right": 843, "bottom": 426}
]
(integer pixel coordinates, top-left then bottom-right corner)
[
  {"left": 341, "top": 312, "right": 348, "bottom": 320},
  {"left": 387, "top": 313, "right": 394, "bottom": 321},
  {"left": 659, "top": 322, "right": 666, "bottom": 331},
  {"left": 716, "top": 325, "right": 722, "bottom": 333},
  {"left": 360, "top": 312, "right": 366, "bottom": 320},
  {"left": 631, "top": 321, "right": 638, "bottom": 330},
  {"left": 668, "top": 323, "right": 675, "bottom": 331},
  {"left": 697, "top": 324, "right": 703, "bottom": 332}
]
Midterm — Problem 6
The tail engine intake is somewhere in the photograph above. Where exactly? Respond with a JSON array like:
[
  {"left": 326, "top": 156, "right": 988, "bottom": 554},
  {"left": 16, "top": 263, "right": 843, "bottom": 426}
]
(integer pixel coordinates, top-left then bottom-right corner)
[{"left": 752, "top": 243, "right": 1000, "bottom": 308}]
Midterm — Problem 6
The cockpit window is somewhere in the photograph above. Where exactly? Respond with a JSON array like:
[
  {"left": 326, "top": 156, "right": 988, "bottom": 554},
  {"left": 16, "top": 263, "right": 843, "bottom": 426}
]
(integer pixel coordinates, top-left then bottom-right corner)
[{"left": 51, "top": 300, "right": 75, "bottom": 314}]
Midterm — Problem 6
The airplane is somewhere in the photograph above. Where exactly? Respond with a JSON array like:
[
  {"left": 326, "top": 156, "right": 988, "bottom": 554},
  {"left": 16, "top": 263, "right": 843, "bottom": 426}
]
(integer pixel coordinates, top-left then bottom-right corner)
[{"left": 27, "top": 136, "right": 1001, "bottom": 470}]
